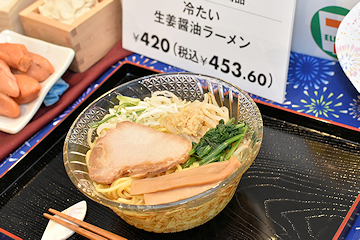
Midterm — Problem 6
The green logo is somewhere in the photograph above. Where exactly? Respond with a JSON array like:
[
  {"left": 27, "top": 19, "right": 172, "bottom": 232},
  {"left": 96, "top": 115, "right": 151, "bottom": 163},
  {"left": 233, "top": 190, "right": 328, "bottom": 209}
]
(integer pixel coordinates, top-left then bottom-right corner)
[{"left": 311, "top": 6, "right": 349, "bottom": 58}]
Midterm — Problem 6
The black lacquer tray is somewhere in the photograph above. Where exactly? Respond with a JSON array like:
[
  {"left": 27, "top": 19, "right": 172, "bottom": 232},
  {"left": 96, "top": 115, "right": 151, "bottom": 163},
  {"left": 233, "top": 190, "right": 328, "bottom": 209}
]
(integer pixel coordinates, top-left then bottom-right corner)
[{"left": 0, "top": 63, "right": 359, "bottom": 240}]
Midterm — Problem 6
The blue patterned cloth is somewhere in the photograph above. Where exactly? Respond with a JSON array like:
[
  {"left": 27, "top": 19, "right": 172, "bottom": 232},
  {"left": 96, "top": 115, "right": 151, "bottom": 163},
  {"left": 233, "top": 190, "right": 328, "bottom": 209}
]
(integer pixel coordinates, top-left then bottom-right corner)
[
  {"left": 43, "top": 78, "right": 69, "bottom": 106},
  {"left": 249, "top": 52, "right": 360, "bottom": 130},
  {"left": 346, "top": 213, "right": 360, "bottom": 239}
]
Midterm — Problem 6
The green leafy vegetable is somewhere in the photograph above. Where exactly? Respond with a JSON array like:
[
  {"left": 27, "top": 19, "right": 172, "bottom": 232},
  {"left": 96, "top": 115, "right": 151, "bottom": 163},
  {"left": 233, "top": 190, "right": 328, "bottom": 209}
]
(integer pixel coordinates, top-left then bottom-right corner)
[{"left": 182, "top": 118, "right": 247, "bottom": 167}]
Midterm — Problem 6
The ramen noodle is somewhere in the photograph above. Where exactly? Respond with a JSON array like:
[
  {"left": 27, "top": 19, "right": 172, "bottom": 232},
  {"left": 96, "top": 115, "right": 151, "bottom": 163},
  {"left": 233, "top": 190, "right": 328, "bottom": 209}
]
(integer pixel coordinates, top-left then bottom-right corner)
[{"left": 86, "top": 91, "right": 249, "bottom": 205}]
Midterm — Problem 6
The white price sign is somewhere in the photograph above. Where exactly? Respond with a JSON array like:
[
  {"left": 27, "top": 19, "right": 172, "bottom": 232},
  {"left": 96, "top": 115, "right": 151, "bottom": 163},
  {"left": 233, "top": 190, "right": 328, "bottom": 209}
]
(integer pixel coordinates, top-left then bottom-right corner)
[{"left": 122, "top": 0, "right": 296, "bottom": 103}]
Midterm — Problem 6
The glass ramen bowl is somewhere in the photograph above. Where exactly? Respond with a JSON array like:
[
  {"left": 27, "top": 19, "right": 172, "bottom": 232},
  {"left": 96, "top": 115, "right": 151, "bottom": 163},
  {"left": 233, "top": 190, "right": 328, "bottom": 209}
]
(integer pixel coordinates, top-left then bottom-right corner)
[{"left": 63, "top": 73, "right": 263, "bottom": 233}]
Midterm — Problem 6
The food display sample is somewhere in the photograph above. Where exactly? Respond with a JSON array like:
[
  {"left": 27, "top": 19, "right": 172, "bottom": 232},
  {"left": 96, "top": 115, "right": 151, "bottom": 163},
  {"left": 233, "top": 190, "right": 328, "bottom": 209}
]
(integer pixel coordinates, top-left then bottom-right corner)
[
  {"left": 0, "top": 0, "right": 17, "bottom": 9},
  {"left": 12, "top": 52, "right": 54, "bottom": 82},
  {"left": 0, "top": 59, "right": 19, "bottom": 97},
  {"left": 38, "top": 0, "right": 98, "bottom": 24},
  {"left": 86, "top": 91, "right": 251, "bottom": 205},
  {"left": 19, "top": 0, "right": 121, "bottom": 73},
  {"left": 88, "top": 120, "right": 193, "bottom": 185},
  {"left": 0, "top": 0, "right": 37, "bottom": 34},
  {"left": 0, "top": 92, "right": 20, "bottom": 118},
  {"left": 64, "top": 73, "right": 263, "bottom": 233},
  {"left": 12, "top": 74, "right": 41, "bottom": 104},
  {"left": 0, "top": 42, "right": 54, "bottom": 118}
]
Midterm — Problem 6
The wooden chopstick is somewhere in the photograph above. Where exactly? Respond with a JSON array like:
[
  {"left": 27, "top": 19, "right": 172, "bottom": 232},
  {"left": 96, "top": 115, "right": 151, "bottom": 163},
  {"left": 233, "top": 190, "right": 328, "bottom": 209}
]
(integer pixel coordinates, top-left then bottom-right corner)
[
  {"left": 43, "top": 208, "right": 127, "bottom": 240},
  {"left": 43, "top": 213, "right": 107, "bottom": 240}
]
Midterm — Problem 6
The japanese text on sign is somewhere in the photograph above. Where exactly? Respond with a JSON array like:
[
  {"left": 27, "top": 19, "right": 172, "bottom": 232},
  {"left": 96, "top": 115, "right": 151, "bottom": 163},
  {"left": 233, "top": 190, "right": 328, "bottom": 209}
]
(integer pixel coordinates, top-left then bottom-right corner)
[{"left": 123, "top": 0, "right": 296, "bottom": 103}]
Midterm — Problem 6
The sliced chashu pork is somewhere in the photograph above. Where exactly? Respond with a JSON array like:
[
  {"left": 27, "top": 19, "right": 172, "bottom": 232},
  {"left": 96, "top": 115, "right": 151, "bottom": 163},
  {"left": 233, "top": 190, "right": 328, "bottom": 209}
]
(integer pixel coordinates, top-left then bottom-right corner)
[{"left": 88, "top": 121, "right": 192, "bottom": 184}]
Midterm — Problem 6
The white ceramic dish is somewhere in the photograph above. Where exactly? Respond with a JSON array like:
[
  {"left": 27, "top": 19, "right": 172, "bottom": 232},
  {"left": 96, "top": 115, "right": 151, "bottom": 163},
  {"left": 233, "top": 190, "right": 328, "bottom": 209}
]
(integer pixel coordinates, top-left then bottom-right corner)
[
  {"left": 0, "top": 30, "right": 75, "bottom": 134},
  {"left": 335, "top": 2, "right": 360, "bottom": 93}
]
